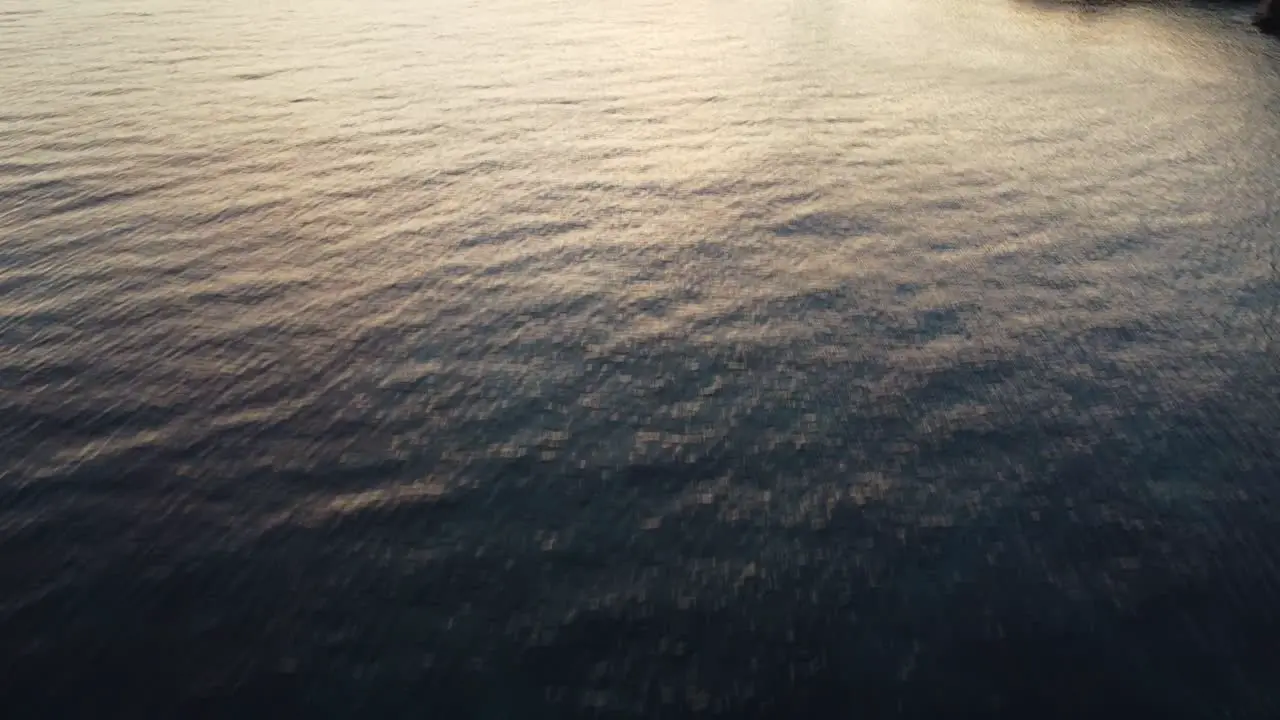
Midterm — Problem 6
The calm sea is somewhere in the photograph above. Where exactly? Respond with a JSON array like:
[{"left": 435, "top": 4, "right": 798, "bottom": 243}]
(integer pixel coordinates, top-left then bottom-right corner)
[{"left": 2, "top": 0, "right": 1280, "bottom": 716}]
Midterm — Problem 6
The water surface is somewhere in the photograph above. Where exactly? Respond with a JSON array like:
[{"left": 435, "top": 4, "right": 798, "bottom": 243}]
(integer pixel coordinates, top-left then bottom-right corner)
[{"left": 3, "top": 0, "right": 1280, "bottom": 716}]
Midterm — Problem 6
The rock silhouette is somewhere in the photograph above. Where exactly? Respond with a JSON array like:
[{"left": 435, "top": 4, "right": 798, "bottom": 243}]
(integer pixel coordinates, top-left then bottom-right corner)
[{"left": 1258, "top": 0, "right": 1279, "bottom": 34}]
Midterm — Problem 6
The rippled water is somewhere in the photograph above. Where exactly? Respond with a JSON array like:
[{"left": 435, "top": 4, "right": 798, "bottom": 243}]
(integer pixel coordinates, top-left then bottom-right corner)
[{"left": 3, "top": 0, "right": 1280, "bottom": 715}]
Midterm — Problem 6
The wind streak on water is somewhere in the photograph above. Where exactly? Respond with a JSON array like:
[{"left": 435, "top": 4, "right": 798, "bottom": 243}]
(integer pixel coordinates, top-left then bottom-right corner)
[{"left": 2, "top": 0, "right": 1280, "bottom": 715}]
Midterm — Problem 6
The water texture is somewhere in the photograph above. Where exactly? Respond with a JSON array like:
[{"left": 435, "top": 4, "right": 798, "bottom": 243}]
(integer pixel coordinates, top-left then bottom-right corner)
[{"left": 2, "top": 0, "right": 1280, "bottom": 716}]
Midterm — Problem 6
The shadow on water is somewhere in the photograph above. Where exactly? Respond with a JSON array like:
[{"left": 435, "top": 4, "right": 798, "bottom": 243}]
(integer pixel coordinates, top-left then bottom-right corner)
[{"left": 2, "top": 341, "right": 1279, "bottom": 718}]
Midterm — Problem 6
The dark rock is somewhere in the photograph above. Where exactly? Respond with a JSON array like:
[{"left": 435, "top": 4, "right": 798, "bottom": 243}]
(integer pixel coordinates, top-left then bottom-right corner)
[{"left": 1257, "top": 0, "right": 1280, "bottom": 35}]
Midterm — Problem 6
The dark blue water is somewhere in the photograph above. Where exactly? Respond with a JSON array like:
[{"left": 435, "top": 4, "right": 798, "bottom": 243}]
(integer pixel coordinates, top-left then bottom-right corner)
[{"left": 3, "top": 0, "right": 1280, "bottom": 716}]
